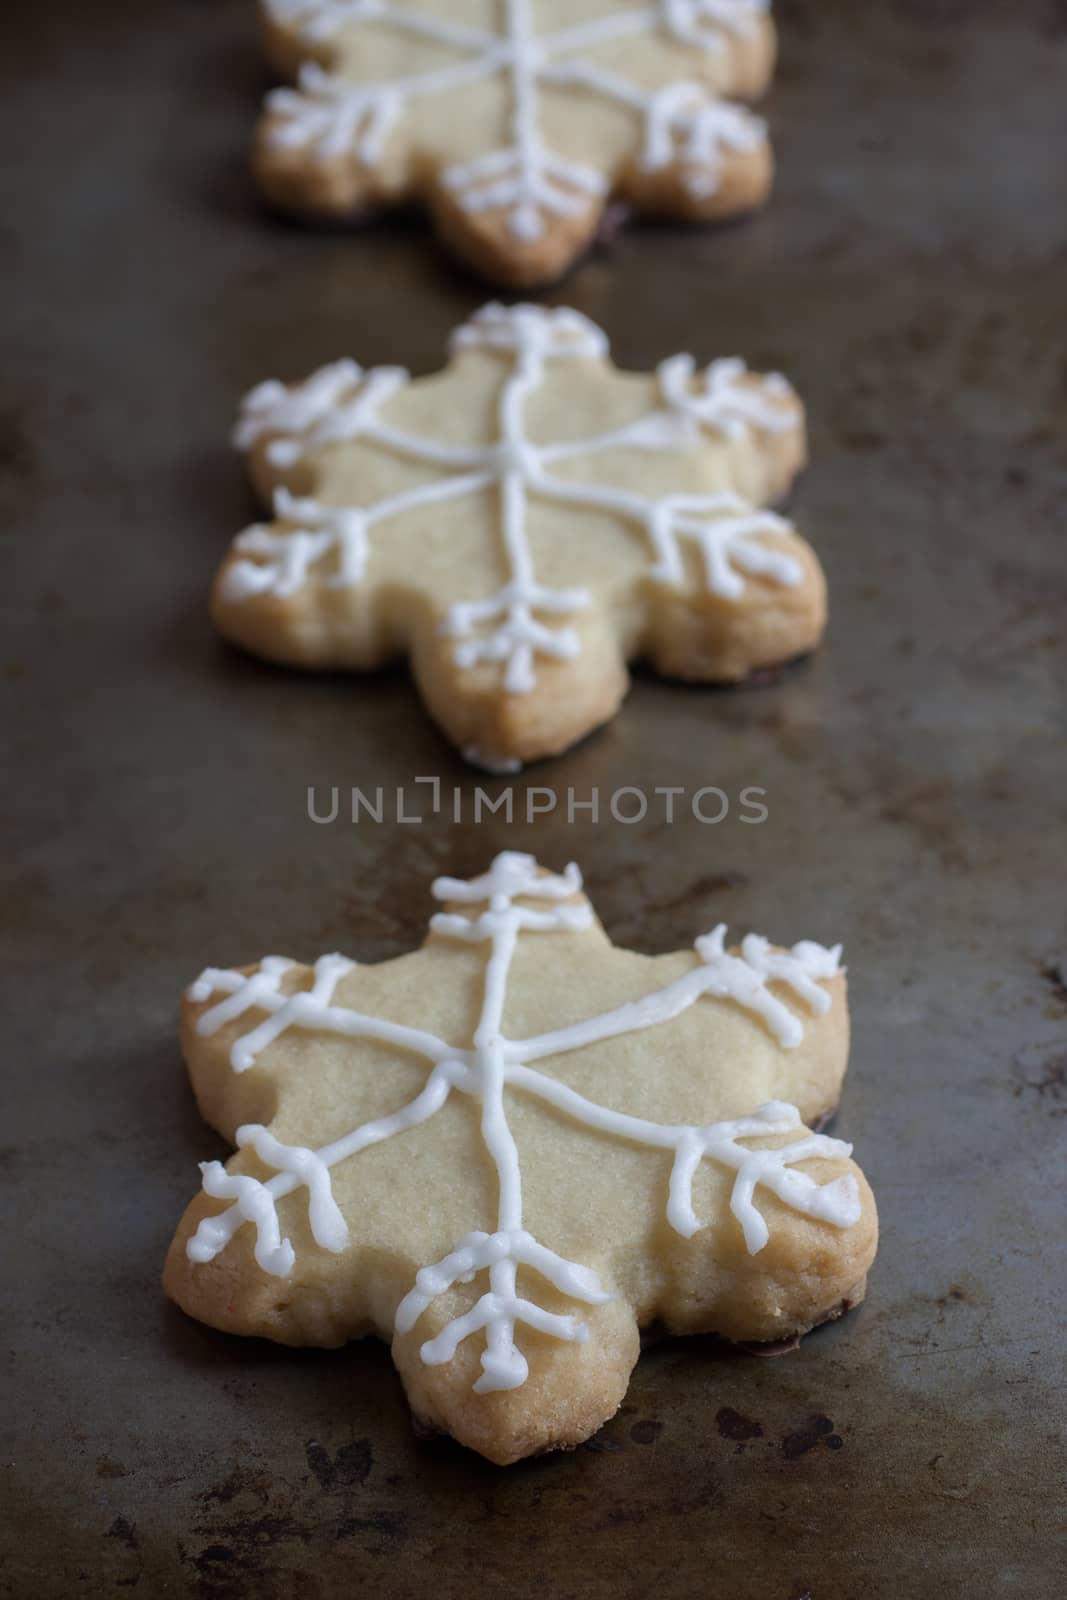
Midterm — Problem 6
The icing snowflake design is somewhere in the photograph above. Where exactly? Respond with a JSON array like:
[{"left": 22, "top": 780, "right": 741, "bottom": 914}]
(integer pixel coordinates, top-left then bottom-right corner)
[
  {"left": 258, "top": 0, "right": 772, "bottom": 269},
  {"left": 186, "top": 852, "right": 859, "bottom": 1395},
  {"left": 226, "top": 303, "right": 802, "bottom": 696}
]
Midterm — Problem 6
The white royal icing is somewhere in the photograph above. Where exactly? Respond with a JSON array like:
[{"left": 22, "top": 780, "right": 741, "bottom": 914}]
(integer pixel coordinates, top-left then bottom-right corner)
[
  {"left": 662, "top": 0, "right": 770, "bottom": 47},
  {"left": 639, "top": 86, "right": 765, "bottom": 198},
  {"left": 226, "top": 304, "right": 802, "bottom": 680},
  {"left": 221, "top": 489, "right": 370, "bottom": 602},
  {"left": 262, "top": 0, "right": 769, "bottom": 239},
  {"left": 185, "top": 852, "right": 858, "bottom": 1394}
]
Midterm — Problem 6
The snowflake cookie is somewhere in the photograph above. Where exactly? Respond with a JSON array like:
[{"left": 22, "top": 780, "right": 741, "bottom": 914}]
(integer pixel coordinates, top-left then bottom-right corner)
[
  {"left": 255, "top": 0, "right": 777, "bottom": 285},
  {"left": 164, "top": 851, "right": 878, "bottom": 1465},
  {"left": 215, "top": 302, "right": 822, "bottom": 769}
]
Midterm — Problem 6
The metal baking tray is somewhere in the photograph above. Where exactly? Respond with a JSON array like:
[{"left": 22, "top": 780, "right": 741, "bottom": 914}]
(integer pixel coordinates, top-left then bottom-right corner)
[{"left": 2, "top": 0, "right": 1064, "bottom": 1594}]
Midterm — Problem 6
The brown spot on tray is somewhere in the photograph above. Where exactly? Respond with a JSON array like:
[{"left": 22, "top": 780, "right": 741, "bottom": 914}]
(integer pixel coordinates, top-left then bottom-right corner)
[
  {"left": 106, "top": 1517, "right": 138, "bottom": 1551},
  {"left": 716, "top": 1407, "right": 763, "bottom": 1442},
  {"left": 839, "top": 425, "right": 885, "bottom": 453},
  {"left": 304, "top": 1437, "right": 374, "bottom": 1491},
  {"left": 646, "top": 872, "right": 750, "bottom": 918},
  {"left": 582, "top": 1435, "right": 624, "bottom": 1453},
  {"left": 1013, "top": 1051, "right": 1067, "bottom": 1113},
  {"left": 880, "top": 776, "right": 970, "bottom": 872},
  {"left": 0, "top": 402, "right": 38, "bottom": 487},
  {"left": 335, "top": 1512, "right": 407, "bottom": 1542},
  {"left": 1039, "top": 958, "right": 1067, "bottom": 1007},
  {"left": 782, "top": 1414, "right": 838, "bottom": 1460},
  {"left": 196, "top": 1543, "right": 235, "bottom": 1565}
]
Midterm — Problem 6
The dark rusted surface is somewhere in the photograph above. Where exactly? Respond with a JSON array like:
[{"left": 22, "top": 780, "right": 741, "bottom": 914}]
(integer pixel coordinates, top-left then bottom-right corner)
[{"left": 2, "top": 1, "right": 1065, "bottom": 1595}]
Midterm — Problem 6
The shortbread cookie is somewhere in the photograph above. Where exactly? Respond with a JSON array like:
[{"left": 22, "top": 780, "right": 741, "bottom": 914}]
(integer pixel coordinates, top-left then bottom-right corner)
[
  {"left": 165, "top": 852, "right": 878, "bottom": 1466},
  {"left": 214, "top": 303, "right": 822, "bottom": 769},
  {"left": 255, "top": 0, "right": 777, "bottom": 286}
]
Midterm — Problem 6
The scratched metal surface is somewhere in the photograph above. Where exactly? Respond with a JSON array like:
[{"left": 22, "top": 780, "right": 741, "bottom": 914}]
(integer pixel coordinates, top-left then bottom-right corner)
[{"left": 2, "top": 0, "right": 1066, "bottom": 1595}]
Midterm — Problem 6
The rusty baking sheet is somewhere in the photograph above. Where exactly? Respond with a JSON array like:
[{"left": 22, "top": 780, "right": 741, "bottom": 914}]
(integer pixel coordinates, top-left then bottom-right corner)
[{"left": 2, "top": 0, "right": 1065, "bottom": 1595}]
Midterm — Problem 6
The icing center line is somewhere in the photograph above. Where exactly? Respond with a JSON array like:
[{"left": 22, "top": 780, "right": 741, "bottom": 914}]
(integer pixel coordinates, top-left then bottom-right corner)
[
  {"left": 186, "top": 852, "right": 857, "bottom": 1394},
  {"left": 228, "top": 306, "right": 802, "bottom": 690}
]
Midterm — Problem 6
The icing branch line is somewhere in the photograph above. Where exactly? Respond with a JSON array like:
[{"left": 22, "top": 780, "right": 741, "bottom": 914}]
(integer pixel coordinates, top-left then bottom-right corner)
[
  {"left": 188, "top": 953, "right": 296, "bottom": 1019},
  {"left": 663, "top": 0, "right": 770, "bottom": 46},
  {"left": 658, "top": 353, "right": 796, "bottom": 440},
  {"left": 358, "top": 422, "right": 492, "bottom": 472},
  {"left": 505, "top": 1075, "right": 858, "bottom": 1250},
  {"left": 365, "top": 7, "right": 496, "bottom": 53},
  {"left": 189, "top": 1058, "right": 475, "bottom": 1270},
  {"left": 541, "top": 59, "right": 765, "bottom": 201},
  {"left": 395, "top": 1228, "right": 612, "bottom": 1394},
  {"left": 189, "top": 952, "right": 457, "bottom": 1074},
  {"left": 509, "top": 922, "right": 839, "bottom": 1066},
  {"left": 238, "top": 360, "right": 500, "bottom": 477},
  {"left": 267, "top": 67, "right": 401, "bottom": 166},
  {"left": 450, "top": 304, "right": 609, "bottom": 361},
  {"left": 432, "top": 854, "right": 588, "bottom": 906},
  {"left": 222, "top": 490, "right": 370, "bottom": 603},
  {"left": 644, "top": 497, "right": 802, "bottom": 597},
  {"left": 222, "top": 472, "right": 496, "bottom": 604},
  {"left": 353, "top": 466, "right": 492, "bottom": 522},
  {"left": 234, "top": 362, "right": 409, "bottom": 467},
  {"left": 536, "top": 10, "right": 661, "bottom": 57},
  {"left": 546, "top": 2, "right": 768, "bottom": 55},
  {"left": 270, "top": 50, "right": 506, "bottom": 164},
  {"left": 638, "top": 87, "right": 765, "bottom": 197},
  {"left": 527, "top": 476, "right": 804, "bottom": 600},
  {"left": 432, "top": 902, "right": 594, "bottom": 941},
  {"left": 693, "top": 926, "right": 842, "bottom": 1039}
]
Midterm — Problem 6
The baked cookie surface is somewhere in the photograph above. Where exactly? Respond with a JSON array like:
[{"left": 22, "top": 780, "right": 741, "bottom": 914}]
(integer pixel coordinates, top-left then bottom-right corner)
[
  {"left": 165, "top": 852, "right": 878, "bottom": 1465},
  {"left": 255, "top": 0, "right": 777, "bottom": 285},
  {"left": 215, "top": 303, "right": 823, "bottom": 769}
]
